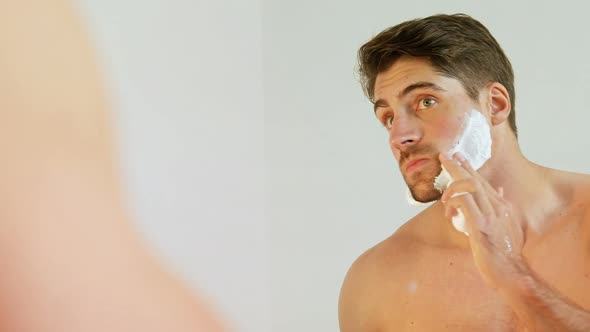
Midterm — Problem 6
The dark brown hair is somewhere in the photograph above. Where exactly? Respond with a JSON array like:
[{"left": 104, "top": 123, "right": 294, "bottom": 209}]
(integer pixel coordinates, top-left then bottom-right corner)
[{"left": 358, "top": 13, "right": 517, "bottom": 137}]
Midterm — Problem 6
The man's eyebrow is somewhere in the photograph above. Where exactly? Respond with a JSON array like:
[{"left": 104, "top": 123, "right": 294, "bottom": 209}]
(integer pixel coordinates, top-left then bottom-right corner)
[{"left": 372, "top": 81, "right": 446, "bottom": 114}]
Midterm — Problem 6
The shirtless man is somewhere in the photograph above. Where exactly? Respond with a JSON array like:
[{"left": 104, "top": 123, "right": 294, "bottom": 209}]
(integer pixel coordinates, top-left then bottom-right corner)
[{"left": 338, "top": 14, "right": 590, "bottom": 331}]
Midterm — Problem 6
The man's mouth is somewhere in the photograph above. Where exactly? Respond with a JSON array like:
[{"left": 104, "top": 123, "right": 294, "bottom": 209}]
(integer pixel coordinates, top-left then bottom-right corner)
[{"left": 404, "top": 158, "right": 430, "bottom": 173}]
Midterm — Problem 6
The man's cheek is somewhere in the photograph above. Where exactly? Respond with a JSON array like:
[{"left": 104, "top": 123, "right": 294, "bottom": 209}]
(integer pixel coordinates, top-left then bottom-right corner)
[
  {"left": 391, "top": 146, "right": 401, "bottom": 161},
  {"left": 436, "top": 116, "right": 465, "bottom": 148}
]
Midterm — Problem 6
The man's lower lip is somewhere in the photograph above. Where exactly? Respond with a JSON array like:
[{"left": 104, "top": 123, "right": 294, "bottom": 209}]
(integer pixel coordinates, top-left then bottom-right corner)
[{"left": 406, "top": 159, "right": 429, "bottom": 172}]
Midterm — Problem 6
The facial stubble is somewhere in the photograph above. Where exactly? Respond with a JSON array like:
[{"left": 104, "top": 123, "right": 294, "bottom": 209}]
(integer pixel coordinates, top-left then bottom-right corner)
[{"left": 403, "top": 159, "right": 443, "bottom": 203}]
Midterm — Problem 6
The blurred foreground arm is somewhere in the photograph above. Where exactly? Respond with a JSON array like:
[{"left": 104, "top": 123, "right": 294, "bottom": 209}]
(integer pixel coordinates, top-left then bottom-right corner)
[{"left": 0, "top": 1, "right": 227, "bottom": 331}]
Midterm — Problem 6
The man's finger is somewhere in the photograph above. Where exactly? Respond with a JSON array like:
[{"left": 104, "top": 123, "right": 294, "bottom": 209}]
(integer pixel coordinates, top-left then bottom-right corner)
[
  {"left": 454, "top": 152, "right": 479, "bottom": 176},
  {"left": 441, "top": 178, "right": 476, "bottom": 203},
  {"left": 444, "top": 179, "right": 496, "bottom": 222},
  {"left": 439, "top": 152, "right": 471, "bottom": 181},
  {"left": 455, "top": 152, "right": 503, "bottom": 200},
  {"left": 445, "top": 192, "right": 483, "bottom": 230}
]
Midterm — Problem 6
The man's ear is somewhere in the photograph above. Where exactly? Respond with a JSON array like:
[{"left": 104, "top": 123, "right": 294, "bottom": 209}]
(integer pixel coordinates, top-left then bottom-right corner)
[{"left": 485, "top": 82, "right": 511, "bottom": 126}]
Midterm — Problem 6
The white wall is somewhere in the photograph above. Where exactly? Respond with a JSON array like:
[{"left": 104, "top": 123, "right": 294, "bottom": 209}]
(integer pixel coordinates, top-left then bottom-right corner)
[
  {"left": 263, "top": 1, "right": 590, "bottom": 331},
  {"left": 77, "top": 1, "right": 270, "bottom": 332}
]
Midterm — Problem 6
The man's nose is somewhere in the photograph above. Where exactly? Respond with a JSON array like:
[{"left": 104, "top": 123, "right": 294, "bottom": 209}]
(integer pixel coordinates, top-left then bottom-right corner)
[{"left": 389, "top": 115, "right": 422, "bottom": 152}]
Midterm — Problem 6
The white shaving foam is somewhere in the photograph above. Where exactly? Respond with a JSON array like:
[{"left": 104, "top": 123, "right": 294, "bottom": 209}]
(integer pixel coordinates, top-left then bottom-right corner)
[{"left": 436, "top": 109, "right": 492, "bottom": 235}]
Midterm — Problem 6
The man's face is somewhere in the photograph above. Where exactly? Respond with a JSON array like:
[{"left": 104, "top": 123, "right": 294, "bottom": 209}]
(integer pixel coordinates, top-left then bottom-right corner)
[{"left": 373, "top": 56, "right": 482, "bottom": 203}]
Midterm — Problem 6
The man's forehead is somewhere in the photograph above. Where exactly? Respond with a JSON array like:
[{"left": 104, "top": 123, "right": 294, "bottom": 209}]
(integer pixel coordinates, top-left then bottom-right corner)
[{"left": 373, "top": 57, "right": 441, "bottom": 100}]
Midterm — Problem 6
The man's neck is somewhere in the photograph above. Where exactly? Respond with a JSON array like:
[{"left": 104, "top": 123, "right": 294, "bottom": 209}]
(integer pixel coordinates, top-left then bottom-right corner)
[
  {"left": 478, "top": 147, "right": 566, "bottom": 238},
  {"left": 434, "top": 149, "right": 565, "bottom": 251}
]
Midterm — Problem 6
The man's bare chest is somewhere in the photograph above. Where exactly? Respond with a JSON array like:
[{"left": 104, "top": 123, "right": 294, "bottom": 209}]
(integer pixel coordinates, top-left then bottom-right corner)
[
  {"left": 371, "top": 248, "right": 518, "bottom": 331},
  {"left": 522, "top": 214, "right": 590, "bottom": 309},
  {"left": 372, "top": 219, "right": 590, "bottom": 332}
]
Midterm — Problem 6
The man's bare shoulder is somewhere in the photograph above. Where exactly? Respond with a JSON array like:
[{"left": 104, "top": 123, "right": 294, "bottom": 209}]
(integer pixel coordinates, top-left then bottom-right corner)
[
  {"left": 570, "top": 172, "right": 590, "bottom": 199},
  {"left": 547, "top": 167, "right": 590, "bottom": 217},
  {"left": 340, "top": 204, "right": 443, "bottom": 289},
  {"left": 346, "top": 225, "right": 422, "bottom": 275},
  {"left": 557, "top": 170, "right": 590, "bottom": 235},
  {"left": 338, "top": 212, "right": 433, "bottom": 331},
  {"left": 549, "top": 166, "right": 590, "bottom": 192},
  {"left": 345, "top": 209, "right": 436, "bottom": 275}
]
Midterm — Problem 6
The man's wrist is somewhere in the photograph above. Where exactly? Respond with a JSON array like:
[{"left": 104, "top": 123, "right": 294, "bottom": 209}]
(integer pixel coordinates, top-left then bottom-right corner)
[{"left": 493, "top": 258, "right": 543, "bottom": 327}]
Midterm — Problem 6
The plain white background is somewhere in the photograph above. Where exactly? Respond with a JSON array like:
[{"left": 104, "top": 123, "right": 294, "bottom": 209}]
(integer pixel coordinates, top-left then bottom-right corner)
[{"left": 78, "top": 1, "right": 590, "bottom": 331}]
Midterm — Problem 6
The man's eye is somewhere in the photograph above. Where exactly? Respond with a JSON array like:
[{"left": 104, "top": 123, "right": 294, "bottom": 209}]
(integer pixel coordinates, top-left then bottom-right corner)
[
  {"left": 383, "top": 115, "right": 393, "bottom": 129},
  {"left": 417, "top": 98, "right": 436, "bottom": 110}
]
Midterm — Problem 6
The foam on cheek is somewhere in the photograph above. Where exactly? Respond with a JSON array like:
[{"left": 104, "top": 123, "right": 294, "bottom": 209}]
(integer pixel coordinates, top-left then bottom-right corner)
[{"left": 435, "top": 109, "right": 492, "bottom": 235}]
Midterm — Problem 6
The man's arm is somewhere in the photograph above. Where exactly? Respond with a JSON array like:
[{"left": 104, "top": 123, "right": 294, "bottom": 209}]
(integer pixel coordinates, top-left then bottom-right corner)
[
  {"left": 499, "top": 260, "right": 590, "bottom": 332},
  {"left": 439, "top": 153, "right": 590, "bottom": 332},
  {"left": 339, "top": 251, "right": 373, "bottom": 332},
  {"left": 339, "top": 238, "right": 410, "bottom": 332},
  {"left": 0, "top": 1, "right": 227, "bottom": 331}
]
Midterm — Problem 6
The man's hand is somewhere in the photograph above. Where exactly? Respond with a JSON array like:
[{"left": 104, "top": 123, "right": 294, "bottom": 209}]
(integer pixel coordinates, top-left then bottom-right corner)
[
  {"left": 439, "top": 152, "right": 590, "bottom": 331},
  {"left": 439, "top": 152, "right": 526, "bottom": 290}
]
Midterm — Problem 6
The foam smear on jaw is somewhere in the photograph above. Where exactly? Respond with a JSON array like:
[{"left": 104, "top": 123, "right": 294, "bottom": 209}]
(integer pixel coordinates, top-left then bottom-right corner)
[
  {"left": 405, "top": 109, "right": 492, "bottom": 236},
  {"left": 436, "top": 109, "right": 492, "bottom": 235}
]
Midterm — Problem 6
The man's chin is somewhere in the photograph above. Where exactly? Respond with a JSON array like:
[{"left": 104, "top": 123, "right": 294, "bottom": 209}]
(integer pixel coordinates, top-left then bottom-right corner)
[
  {"left": 410, "top": 193, "right": 439, "bottom": 203},
  {"left": 407, "top": 182, "right": 442, "bottom": 203}
]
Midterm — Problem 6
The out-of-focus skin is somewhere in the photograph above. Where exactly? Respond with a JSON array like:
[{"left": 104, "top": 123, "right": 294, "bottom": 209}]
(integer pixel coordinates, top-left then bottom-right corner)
[{"left": 0, "top": 1, "right": 228, "bottom": 331}]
